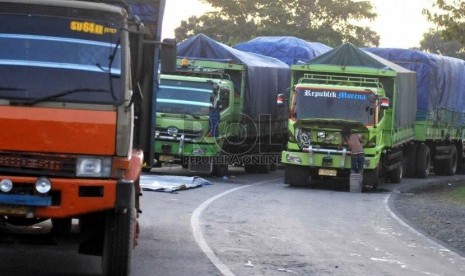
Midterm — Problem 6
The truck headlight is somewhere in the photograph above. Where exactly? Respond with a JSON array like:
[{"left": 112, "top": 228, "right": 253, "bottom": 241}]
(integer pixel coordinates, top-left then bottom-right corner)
[
  {"left": 35, "top": 177, "right": 52, "bottom": 194},
  {"left": 76, "top": 156, "right": 112, "bottom": 177},
  {"left": 0, "top": 179, "right": 13, "bottom": 193},
  {"left": 286, "top": 154, "right": 302, "bottom": 164}
]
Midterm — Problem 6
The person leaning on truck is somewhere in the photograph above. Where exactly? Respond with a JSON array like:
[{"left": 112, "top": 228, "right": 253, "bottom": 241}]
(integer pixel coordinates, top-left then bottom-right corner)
[{"left": 344, "top": 132, "right": 365, "bottom": 174}]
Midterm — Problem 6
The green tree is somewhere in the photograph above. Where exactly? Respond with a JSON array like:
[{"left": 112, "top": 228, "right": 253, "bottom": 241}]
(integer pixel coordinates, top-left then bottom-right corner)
[
  {"left": 175, "top": 0, "right": 380, "bottom": 47},
  {"left": 423, "top": 0, "right": 465, "bottom": 48},
  {"left": 419, "top": 30, "right": 465, "bottom": 59}
]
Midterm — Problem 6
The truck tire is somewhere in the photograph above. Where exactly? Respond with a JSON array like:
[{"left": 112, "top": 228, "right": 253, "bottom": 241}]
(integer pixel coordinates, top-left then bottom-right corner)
[
  {"left": 403, "top": 144, "right": 417, "bottom": 177},
  {"left": 362, "top": 166, "right": 380, "bottom": 192},
  {"left": 444, "top": 146, "right": 458, "bottom": 176},
  {"left": 416, "top": 144, "right": 431, "bottom": 178},
  {"left": 256, "top": 164, "right": 270, "bottom": 173},
  {"left": 102, "top": 186, "right": 136, "bottom": 276},
  {"left": 389, "top": 162, "right": 403, "bottom": 184},
  {"left": 213, "top": 164, "right": 228, "bottom": 177},
  {"left": 284, "top": 164, "right": 310, "bottom": 186},
  {"left": 244, "top": 164, "right": 257, "bottom": 173}
]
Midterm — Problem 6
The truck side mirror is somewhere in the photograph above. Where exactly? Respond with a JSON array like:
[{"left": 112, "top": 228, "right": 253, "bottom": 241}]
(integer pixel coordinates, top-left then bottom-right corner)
[
  {"left": 379, "top": 97, "right": 390, "bottom": 109},
  {"left": 277, "top": 93, "right": 286, "bottom": 107},
  {"left": 161, "top": 38, "right": 177, "bottom": 73}
]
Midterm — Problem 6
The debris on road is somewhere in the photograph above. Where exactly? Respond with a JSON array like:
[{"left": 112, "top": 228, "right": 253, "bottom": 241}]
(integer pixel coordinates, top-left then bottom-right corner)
[
  {"left": 140, "top": 175, "right": 212, "bottom": 192},
  {"left": 244, "top": 260, "right": 254, "bottom": 267}
]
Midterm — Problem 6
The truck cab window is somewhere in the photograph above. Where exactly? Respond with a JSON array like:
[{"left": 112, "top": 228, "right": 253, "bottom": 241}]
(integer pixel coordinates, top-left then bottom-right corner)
[{"left": 219, "top": 87, "right": 230, "bottom": 111}]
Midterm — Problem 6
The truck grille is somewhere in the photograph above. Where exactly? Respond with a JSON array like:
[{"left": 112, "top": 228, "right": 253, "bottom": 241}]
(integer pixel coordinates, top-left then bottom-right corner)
[
  {"left": 0, "top": 151, "right": 76, "bottom": 177},
  {"left": 156, "top": 127, "right": 203, "bottom": 141}
]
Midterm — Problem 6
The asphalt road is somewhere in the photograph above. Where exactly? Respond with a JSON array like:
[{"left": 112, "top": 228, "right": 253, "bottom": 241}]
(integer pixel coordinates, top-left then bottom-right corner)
[{"left": 1, "top": 166, "right": 465, "bottom": 276}]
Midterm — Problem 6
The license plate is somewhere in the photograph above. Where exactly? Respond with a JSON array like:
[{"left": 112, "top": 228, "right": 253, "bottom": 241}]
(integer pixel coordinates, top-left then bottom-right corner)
[
  {"left": 319, "top": 168, "right": 337, "bottom": 176},
  {"left": 0, "top": 205, "right": 31, "bottom": 216},
  {"left": 159, "top": 155, "right": 174, "bottom": 162}
]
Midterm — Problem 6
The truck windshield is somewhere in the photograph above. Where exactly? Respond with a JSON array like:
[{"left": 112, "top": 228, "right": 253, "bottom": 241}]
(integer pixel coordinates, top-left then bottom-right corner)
[
  {"left": 157, "top": 79, "right": 213, "bottom": 116},
  {"left": 293, "top": 87, "right": 376, "bottom": 125},
  {"left": 0, "top": 13, "right": 122, "bottom": 105}
]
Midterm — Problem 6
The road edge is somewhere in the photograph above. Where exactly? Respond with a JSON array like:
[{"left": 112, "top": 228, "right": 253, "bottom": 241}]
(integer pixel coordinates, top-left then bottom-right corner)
[{"left": 386, "top": 175, "right": 465, "bottom": 258}]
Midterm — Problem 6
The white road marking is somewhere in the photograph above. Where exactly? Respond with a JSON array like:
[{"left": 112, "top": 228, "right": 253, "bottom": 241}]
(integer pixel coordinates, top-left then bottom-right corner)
[{"left": 191, "top": 178, "right": 281, "bottom": 276}]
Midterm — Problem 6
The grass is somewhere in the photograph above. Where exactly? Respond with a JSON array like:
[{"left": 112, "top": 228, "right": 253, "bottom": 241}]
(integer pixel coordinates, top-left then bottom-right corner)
[{"left": 440, "top": 185, "right": 465, "bottom": 207}]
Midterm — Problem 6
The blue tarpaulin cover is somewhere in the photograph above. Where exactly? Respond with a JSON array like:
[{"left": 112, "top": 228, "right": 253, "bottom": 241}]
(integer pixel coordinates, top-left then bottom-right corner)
[
  {"left": 233, "top": 36, "right": 332, "bottom": 65},
  {"left": 127, "top": 0, "right": 164, "bottom": 24},
  {"left": 140, "top": 175, "right": 212, "bottom": 192},
  {"left": 365, "top": 48, "right": 465, "bottom": 125},
  {"left": 177, "top": 34, "right": 291, "bottom": 121}
]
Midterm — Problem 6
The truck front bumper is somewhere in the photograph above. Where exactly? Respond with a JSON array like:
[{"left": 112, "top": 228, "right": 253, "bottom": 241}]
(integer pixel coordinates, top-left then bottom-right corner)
[
  {"left": 0, "top": 176, "right": 131, "bottom": 219},
  {"left": 282, "top": 148, "right": 376, "bottom": 173}
]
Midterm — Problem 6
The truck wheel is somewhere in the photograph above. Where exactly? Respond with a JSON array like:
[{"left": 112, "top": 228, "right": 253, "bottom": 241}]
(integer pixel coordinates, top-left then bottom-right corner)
[
  {"left": 213, "top": 164, "right": 228, "bottom": 177},
  {"left": 362, "top": 166, "right": 380, "bottom": 192},
  {"left": 403, "top": 144, "right": 417, "bottom": 177},
  {"left": 256, "top": 164, "right": 270, "bottom": 173},
  {"left": 444, "top": 146, "right": 457, "bottom": 176},
  {"left": 284, "top": 164, "right": 310, "bottom": 186},
  {"left": 102, "top": 186, "right": 136, "bottom": 276},
  {"left": 416, "top": 144, "right": 431, "bottom": 178},
  {"left": 389, "top": 162, "right": 403, "bottom": 184},
  {"left": 244, "top": 164, "right": 257, "bottom": 173}
]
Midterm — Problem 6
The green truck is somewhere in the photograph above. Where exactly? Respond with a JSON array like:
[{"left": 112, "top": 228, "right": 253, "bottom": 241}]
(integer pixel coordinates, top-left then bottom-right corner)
[
  {"left": 155, "top": 60, "right": 242, "bottom": 176},
  {"left": 152, "top": 34, "right": 290, "bottom": 175},
  {"left": 282, "top": 43, "right": 465, "bottom": 190}
]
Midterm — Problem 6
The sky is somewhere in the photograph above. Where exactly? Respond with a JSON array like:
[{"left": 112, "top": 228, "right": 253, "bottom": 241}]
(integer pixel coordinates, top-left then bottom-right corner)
[{"left": 162, "top": 0, "right": 435, "bottom": 48}]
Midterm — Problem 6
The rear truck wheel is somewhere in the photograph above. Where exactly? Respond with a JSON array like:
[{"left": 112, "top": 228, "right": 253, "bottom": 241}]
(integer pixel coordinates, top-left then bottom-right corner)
[
  {"left": 284, "top": 164, "right": 310, "bottom": 186},
  {"left": 362, "top": 165, "right": 380, "bottom": 192},
  {"left": 403, "top": 144, "right": 417, "bottom": 177},
  {"left": 444, "top": 146, "right": 458, "bottom": 176},
  {"left": 102, "top": 186, "right": 136, "bottom": 276},
  {"left": 416, "top": 144, "right": 431, "bottom": 178},
  {"left": 457, "top": 152, "right": 465, "bottom": 174},
  {"left": 389, "top": 162, "right": 403, "bottom": 184}
]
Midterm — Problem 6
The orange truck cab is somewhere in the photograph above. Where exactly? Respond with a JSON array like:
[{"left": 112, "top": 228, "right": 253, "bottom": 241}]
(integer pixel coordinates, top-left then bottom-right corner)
[{"left": 0, "top": 0, "right": 176, "bottom": 275}]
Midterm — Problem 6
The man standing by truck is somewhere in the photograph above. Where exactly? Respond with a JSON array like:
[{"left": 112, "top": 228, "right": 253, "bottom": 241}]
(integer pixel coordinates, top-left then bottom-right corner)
[{"left": 345, "top": 132, "right": 365, "bottom": 174}]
